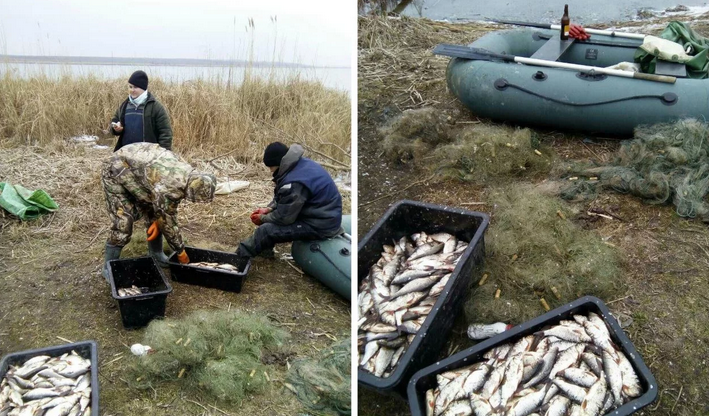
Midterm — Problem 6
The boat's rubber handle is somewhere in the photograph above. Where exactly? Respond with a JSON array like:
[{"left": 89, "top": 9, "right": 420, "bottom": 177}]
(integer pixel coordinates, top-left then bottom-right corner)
[{"left": 632, "top": 72, "right": 677, "bottom": 84}]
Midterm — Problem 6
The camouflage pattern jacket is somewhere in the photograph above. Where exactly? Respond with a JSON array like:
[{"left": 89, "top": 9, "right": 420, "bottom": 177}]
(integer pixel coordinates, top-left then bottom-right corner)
[{"left": 104, "top": 143, "right": 194, "bottom": 252}]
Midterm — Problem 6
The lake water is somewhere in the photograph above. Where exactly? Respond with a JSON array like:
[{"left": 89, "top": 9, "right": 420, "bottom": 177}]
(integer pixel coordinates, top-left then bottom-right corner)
[
  {"left": 0, "top": 62, "right": 352, "bottom": 93},
  {"left": 393, "top": 0, "right": 709, "bottom": 25}
]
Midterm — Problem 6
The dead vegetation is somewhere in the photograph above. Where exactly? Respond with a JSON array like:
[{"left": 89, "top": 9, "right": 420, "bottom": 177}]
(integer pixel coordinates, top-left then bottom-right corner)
[{"left": 358, "top": 14, "right": 709, "bottom": 416}]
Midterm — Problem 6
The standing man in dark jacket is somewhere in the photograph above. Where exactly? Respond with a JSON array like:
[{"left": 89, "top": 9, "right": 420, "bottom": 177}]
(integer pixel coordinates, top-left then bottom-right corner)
[
  {"left": 236, "top": 142, "right": 343, "bottom": 258},
  {"left": 110, "top": 70, "right": 173, "bottom": 151}
]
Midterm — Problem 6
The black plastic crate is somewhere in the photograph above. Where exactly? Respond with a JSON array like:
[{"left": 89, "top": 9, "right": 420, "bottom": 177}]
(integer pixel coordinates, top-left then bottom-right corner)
[
  {"left": 358, "top": 200, "right": 490, "bottom": 397},
  {"left": 0, "top": 340, "right": 99, "bottom": 415},
  {"left": 407, "top": 296, "right": 658, "bottom": 416},
  {"left": 166, "top": 246, "right": 251, "bottom": 293},
  {"left": 108, "top": 256, "right": 172, "bottom": 329}
]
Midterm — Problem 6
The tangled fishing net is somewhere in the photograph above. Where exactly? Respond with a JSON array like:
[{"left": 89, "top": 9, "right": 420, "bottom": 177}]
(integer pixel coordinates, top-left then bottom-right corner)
[
  {"left": 285, "top": 338, "right": 351, "bottom": 416},
  {"left": 465, "top": 184, "right": 623, "bottom": 323},
  {"left": 561, "top": 118, "right": 709, "bottom": 220},
  {"left": 129, "top": 309, "right": 288, "bottom": 403},
  {"left": 381, "top": 110, "right": 553, "bottom": 181}
]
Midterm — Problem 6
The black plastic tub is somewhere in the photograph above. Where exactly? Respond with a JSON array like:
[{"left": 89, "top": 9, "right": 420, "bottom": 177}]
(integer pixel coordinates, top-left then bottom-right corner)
[
  {"left": 166, "top": 246, "right": 251, "bottom": 293},
  {"left": 0, "top": 340, "right": 99, "bottom": 414},
  {"left": 358, "top": 200, "right": 490, "bottom": 397},
  {"left": 108, "top": 256, "right": 172, "bottom": 329},
  {"left": 407, "top": 296, "right": 658, "bottom": 416}
]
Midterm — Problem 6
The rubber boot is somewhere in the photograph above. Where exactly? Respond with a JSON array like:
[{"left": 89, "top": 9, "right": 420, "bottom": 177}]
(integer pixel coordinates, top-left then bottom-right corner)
[
  {"left": 148, "top": 234, "right": 170, "bottom": 267},
  {"left": 103, "top": 244, "right": 123, "bottom": 282}
]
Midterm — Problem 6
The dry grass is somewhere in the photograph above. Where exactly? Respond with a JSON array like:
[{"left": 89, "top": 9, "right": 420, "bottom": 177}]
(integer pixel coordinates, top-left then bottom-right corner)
[{"left": 0, "top": 70, "right": 350, "bottom": 165}]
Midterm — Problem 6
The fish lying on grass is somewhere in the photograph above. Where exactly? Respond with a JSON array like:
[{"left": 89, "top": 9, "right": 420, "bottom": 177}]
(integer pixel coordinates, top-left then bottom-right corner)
[
  {"left": 424, "top": 312, "right": 643, "bottom": 416},
  {"left": 358, "top": 231, "right": 468, "bottom": 378},
  {"left": 116, "top": 285, "right": 147, "bottom": 298},
  {"left": 0, "top": 351, "right": 92, "bottom": 416},
  {"left": 189, "top": 262, "right": 239, "bottom": 272}
]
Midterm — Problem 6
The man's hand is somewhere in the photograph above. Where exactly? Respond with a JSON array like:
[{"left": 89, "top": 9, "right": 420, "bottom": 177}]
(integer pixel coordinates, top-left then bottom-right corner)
[
  {"left": 250, "top": 212, "right": 263, "bottom": 226},
  {"left": 147, "top": 221, "right": 160, "bottom": 241},
  {"left": 177, "top": 250, "right": 190, "bottom": 264},
  {"left": 569, "top": 24, "right": 590, "bottom": 40},
  {"left": 112, "top": 121, "right": 124, "bottom": 133},
  {"left": 253, "top": 207, "right": 271, "bottom": 215}
]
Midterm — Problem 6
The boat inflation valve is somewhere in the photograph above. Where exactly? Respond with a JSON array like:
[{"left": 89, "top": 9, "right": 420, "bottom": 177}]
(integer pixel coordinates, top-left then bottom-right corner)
[
  {"left": 494, "top": 78, "right": 509, "bottom": 90},
  {"left": 532, "top": 71, "right": 547, "bottom": 81},
  {"left": 661, "top": 92, "right": 678, "bottom": 106},
  {"left": 309, "top": 243, "right": 321, "bottom": 253},
  {"left": 339, "top": 247, "right": 351, "bottom": 256}
]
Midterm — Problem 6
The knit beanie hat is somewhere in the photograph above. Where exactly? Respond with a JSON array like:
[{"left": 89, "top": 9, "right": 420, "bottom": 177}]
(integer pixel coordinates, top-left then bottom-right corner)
[
  {"left": 263, "top": 142, "right": 289, "bottom": 167},
  {"left": 128, "top": 70, "right": 149, "bottom": 90}
]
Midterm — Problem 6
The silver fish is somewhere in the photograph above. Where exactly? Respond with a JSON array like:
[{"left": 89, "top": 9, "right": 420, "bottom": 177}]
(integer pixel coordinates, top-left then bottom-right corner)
[
  {"left": 558, "top": 367, "right": 598, "bottom": 388},
  {"left": 544, "top": 395, "right": 570, "bottom": 416},
  {"left": 463, "top": 363, "right": 491, "bottom": 393},
  {"left": 581, "top": 353, "right": 603, "bottom": 377},
  {"left": 469, "top": 393, "right": 493, "bottom": 416},
  {"left": 391, "top": 269, "right": 436, "bottom": 285},
  {"left": 480, "top": 363, "right": 505, "bottom": 400},
  {"left": 408, "top": 242, "right": 444, "bottom": 261},
  {"left": 581, "top": 371, "right": 607, "bottom": 416},
  {"left": 523, "top": 346, "right": 559, "bottom": 389},
  {"left": 540, "top": 325, "right": 592, "bottom": 344},
  {"left": 426, "top": 389, "right": 436, "bottom": 416},
  {"left": 551, "top": 378, "right": 587, "bottom": 404},
  {"left": 373, "top": 347, "right": 396, "bottom": 377},
  {"left": 521, "top": 351, "right": 544, "bottom": 383},
  {"left": 390, "top": 345, "right": 406, "bottom": 369},
  {"left": 388, "top": 275, "right": 442, "bottom": 300},
  {"left": 435, "top": 371, "right": 470, "bottom": 416},
  {"left": 583, "top": 320, "right": 614, "bottom": 353},
  {"left": 498, "top": 355, "right": 524, "bottom": 408},
  {"left": 442, "top": 400, "right": 472, "bottom": 416},
  {"left": 22, "top": 388, "right": 61, "bottom": 401},
  {"left": 360, "top": 341, "right": 379, "bottom": 366},
  {"left": 505, "top": 385, "right": 547, "bottom": 416},
  {"left": 616, "top": 350, "right": 642, "bottom": 398},
  {"left": 428, "top": 273, "right": 452, "bottom": 298},
  {"left": 549, "top": 344, "right": 584, "bottom": 379},
  {"left": 602, "top": 350, "right": 623, "bottom": 407}
]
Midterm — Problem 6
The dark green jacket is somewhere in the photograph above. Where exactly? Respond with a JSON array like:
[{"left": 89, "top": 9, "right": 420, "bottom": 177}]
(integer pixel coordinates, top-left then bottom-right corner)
[{"left": 110, "top": 92, "right": 173, "bottom": 151}]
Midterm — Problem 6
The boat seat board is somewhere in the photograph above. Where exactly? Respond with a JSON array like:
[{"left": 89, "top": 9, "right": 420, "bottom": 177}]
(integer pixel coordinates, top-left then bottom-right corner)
[
  {"left": 655, "top": 60, "right": 687, "bottom": 77},
  {"left": 530, "top": 34, "right": 576, "bottom": 61}
]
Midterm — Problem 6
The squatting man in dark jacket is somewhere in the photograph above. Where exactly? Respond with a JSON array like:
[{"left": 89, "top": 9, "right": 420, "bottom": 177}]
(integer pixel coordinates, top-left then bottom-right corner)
[
  {"left": 109, "top": 70, "right": 173, "bottom": 151},
  {"left": 101, "top": 143, "right": 216, "bottom": 280},
  {"left": 235, "top": 142, "right": 343, "bottom": 258}
]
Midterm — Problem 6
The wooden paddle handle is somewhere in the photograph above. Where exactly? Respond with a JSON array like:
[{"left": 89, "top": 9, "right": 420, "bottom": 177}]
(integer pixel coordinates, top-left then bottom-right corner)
[{"left": 632, "top": 72, "right": 677, "bottom": 84}]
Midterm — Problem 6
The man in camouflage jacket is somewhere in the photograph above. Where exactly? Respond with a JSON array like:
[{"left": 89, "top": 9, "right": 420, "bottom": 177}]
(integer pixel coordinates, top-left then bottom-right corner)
[{"left": 102, "top": 142, "right": 216, "bottom": 280}]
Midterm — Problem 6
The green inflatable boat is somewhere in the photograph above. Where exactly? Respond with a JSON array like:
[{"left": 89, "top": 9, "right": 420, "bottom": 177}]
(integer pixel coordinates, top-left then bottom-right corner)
[
  {"left": 444, "top": 28, "right": 706, "bottom": 136},
  {"left": 291, "top": 215, "right": 351, "bottom": 301}
]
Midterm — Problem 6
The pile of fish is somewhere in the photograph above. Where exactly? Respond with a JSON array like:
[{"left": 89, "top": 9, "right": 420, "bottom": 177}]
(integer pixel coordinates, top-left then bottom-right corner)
[
  {"left": 358, "top": 231, "right": 468, "bottom": 378},
  {"left": 189, "top": 262, "right": 239, "bottom": 272},
  {"left": 116, "top": 285, "right": 146, "bottom": 298},
  {"left": 424, "top": 313, "right": 642, "bottom": 416},
  {"left": 0, "top": 351, "right": 92, "bottom": 415}
]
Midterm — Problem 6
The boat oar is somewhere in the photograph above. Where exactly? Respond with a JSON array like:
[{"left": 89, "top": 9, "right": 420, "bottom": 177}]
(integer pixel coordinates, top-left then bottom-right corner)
[
  {"left": 433, "top": 44, "right": 676, "bottom": 84},
  {"left": 489, "top": 19, "right": 647, "bottom": 40}
]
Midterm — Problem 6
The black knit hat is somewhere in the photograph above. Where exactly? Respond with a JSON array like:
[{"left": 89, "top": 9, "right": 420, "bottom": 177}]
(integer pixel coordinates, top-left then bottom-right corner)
[
  {"left": 263, "top": 142, "right": 289, "bottom": 167},
  {"left": 128, "top": 70, "right": 148, "bottom": 90}
]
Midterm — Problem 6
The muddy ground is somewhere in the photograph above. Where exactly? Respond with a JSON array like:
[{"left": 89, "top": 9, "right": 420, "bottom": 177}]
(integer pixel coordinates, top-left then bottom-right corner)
[
  {"left": 357, "top": 14, "right": 709, "bottom": 416},
  {"left": 0, "top": 143, "right": 351, "bottom": 416}
]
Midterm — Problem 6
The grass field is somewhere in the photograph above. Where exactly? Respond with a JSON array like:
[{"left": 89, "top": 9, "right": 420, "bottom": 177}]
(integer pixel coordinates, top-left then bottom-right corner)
[
  {"left": 357, "top": 13, "right": 709, "bottom": 416},
  {"left": 0, "top": 71, "right": 351, "bottom": 415}
]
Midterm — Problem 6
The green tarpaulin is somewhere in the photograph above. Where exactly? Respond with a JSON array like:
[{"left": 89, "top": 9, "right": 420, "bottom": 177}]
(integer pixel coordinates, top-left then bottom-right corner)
[
  {"left": 0, "top": 182, "right": 58, "bottom": 220},
  {"left": 635, "top": 21, "right": 709, "bottom": 79}
]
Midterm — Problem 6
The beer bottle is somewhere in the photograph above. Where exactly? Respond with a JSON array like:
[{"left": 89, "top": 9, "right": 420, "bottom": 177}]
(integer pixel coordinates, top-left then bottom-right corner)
[{"left": 561, "top": 4, "right": 570, "bottom": 40}]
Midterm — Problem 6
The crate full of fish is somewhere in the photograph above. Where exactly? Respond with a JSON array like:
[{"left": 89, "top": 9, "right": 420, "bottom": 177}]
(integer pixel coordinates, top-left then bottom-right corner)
[
  {"left": 167, "top": 246, "right": 251, "bottom": 293},
  {"left": 0, "top": 340, "right": 99, "bottom": 415},
  {"left": 407, "top": 296, "right": 658, "bottom": 416},
  {"left": 358, "top": 200, "right": 490, "bottom": 396},
  {"left": 108, "top": 256, "right": 173, "bottom": 329}
]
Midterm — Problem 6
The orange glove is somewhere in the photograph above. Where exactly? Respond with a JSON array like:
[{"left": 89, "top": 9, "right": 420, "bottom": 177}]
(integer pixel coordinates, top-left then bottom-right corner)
[
  {"left": 147, "top": 221, "right": 160, "bottom": 241},
  {"left": 177, "top": 250, "right": 190, "bottom": 264},
  {"left": 253, "top": 207, "right": 271, "bottom": 215},
  {"left": 569, "top": 24, "right": 590, "bottom": 40}
]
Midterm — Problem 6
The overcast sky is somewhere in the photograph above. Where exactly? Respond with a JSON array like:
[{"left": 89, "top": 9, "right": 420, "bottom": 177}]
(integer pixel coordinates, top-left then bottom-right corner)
[{"left": 0, "top": 0, "right": 353, "bottom": 67}]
